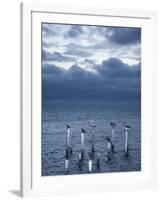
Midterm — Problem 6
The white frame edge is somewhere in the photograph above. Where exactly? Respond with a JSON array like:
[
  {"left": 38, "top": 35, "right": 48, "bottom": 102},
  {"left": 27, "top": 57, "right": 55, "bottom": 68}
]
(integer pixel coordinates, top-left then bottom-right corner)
[
  {"left": 20, "top": 2, "right": 157, "bottom": 197},
  {"left": 20, "top": 3, "right": 32, "bottom": 196}
]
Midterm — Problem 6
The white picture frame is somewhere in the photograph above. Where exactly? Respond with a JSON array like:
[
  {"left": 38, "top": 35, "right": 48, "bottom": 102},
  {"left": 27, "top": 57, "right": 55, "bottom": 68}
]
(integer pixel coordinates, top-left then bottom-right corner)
[{"left": 20, "top": 2, "right": 157, "bottom": 197}]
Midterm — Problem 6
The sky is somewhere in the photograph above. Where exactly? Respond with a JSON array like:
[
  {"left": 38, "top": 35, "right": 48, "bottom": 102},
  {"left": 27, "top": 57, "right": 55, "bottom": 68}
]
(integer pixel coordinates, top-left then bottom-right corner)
[{"left": 42, "top": 23, "right": 141, "bottom": 105}]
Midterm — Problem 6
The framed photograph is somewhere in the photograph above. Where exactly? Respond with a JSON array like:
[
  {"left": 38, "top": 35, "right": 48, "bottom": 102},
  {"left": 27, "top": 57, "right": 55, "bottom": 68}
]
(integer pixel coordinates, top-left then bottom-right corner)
[{"left": 20, "top": 2, "right": 157, "bottom": 197}]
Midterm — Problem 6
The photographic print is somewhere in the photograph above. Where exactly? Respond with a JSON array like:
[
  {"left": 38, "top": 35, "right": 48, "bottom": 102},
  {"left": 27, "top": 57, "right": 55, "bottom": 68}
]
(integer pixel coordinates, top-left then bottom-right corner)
[{"left": 41, "top": 23, "right": 141, "bottom": 176}]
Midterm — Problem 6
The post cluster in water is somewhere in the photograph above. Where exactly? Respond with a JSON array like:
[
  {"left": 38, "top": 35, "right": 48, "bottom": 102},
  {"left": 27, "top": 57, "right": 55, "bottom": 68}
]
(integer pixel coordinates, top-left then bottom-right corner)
[{"left": 64, "top": 121, "right": 131, "bottom": 175}]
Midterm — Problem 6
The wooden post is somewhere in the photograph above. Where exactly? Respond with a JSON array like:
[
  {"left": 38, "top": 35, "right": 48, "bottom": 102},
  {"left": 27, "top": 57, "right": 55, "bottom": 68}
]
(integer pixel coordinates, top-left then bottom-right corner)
[
  {"left": 125, "top": 130, "right": 129, "bottom": 156},
  {"left": 81, "top": 131, "right": 84, "bottom": 149},
  {"left": 107, "top": 137, "right": 112, "bottom": 161},
  {"left": 66, "top": 127, "right": 70, "bottom": 148},
  {"left": 65, "top": 150, "right": 69, "bottom": 174},
  {"left": 88, "top": 153, "right": 93, "bottom": 173},
  {"left": 91, "top": 127, "right": 95, "bottom": 156}
]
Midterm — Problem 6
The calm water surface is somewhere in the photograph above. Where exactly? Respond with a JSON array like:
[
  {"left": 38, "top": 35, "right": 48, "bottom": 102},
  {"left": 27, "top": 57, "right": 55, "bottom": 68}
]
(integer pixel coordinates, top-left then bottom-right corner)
[{"left": 42, "top": 103, "right": 141, "bottom": 176}]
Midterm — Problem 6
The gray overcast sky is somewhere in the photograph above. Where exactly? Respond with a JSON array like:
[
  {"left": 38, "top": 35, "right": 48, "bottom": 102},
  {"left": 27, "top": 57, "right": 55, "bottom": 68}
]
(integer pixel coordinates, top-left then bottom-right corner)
[{"left": 42, "top": 23, "right": 141, "bottom": 103}]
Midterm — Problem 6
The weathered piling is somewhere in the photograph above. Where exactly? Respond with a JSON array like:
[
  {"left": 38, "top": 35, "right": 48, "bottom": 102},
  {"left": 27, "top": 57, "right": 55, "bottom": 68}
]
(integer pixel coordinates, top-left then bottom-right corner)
[
  {"left": 106, "top": 137, "right": 112, "bottom": 161},
  {"left": 81, "top": 128, "right": 85, "bottom": 150},
  {"left": 90, "top": 120, "right": 96, "bottom": 157},
  {"left": 65, "top": 150, "right": 69, "bottom": 174},
  {"left": 66, "top": 124, "right": 72, "bottom": 156},
  {"left": 88, "top": 152, "right": 93, "bottom": 173},
  {"left": 69, "top": 130, "right": 73, "bottom": 155},
  {"left": 109, "top": 122, "right": 116, "bottom": 152},
  {"left": 125, "top": 130, "right": 129, "bottom": 156},
  {"left": 96, "top": 152, "right": 101, "bottom": 167},
  {"left": 78, "top": 149, "right": 84, "bottom": 162},
  {"left": 123, "top": 122, "right": 131, "bottom": 157}
]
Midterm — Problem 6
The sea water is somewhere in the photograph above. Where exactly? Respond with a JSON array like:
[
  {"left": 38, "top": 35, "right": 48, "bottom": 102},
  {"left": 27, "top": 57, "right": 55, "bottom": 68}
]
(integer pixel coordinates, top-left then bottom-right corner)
[{"left": 42, "top": 101, "right": 141, "bottom": 176}]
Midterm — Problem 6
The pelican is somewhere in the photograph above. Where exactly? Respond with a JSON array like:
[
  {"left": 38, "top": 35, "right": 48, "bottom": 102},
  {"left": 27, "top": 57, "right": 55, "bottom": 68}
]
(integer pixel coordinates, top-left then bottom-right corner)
[
  {"left": 109, "top": 122, "right": 116, "bottom": 152},
  {"left": 123, "top": 122, "right": 131, "bottom": 157}
]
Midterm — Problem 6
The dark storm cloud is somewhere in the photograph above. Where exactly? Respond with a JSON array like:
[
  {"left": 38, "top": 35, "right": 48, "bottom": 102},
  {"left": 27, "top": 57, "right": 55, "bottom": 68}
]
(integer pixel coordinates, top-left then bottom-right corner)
[
  {"left": 42, "top": 57, "right": 141, "bottom": 102},
  {"left": 66, "top": 64, "right": 89, "bottom": 79},
  {"left": 43, "top": 63, "right": 63, "bottom": 74},
  {"left": 42, "top": 63, "right": 66, "bottom": 83},
  {"left": 43, "top": 63, "right": 99, "bottom": 82},
  {"left": 67, "top": 25, "right": 84, "bottom": 38},
  {"left": 105, "top": 27, "right": 141, "bottom": 45},
  {"left": 97, "top": 58, "right": 141, "bottom": 79},
  {"left": 42, "top": 24, "right": 141, "bottom": 105},
  {"left": 42, "top": 50, "right": 76, "bottom": 62}
]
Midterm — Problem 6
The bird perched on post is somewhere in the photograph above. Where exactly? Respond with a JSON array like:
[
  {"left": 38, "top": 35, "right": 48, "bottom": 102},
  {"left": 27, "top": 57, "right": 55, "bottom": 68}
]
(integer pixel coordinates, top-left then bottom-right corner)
[{"left": 66, "top": 124, "right": 71, "bottom": 129}]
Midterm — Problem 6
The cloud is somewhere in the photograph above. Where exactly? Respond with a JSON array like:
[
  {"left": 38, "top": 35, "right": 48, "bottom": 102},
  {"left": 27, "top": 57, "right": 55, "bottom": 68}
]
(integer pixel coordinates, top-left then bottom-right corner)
[
  {"left": 97, "top": 57, "right": 141, "bottom": 79},
  {"left": 41, "top": 24, "right": 141, "bottom": 106},
  {"left": 64, "top": 48, "right": 93, "bottom": 57},
  {"left": 43, "top": 63, "right": 63, "bottom": 74},
  {"left": 105, "top": 27, "right": 141, "bottom": 45},
  {"left": 42, "top": 57, "right": 141, "bottom": 103},
  {"left": 67, "top": 25, "right": 84, "bottom": 38},
  {"left": 42, "top": 50, "right": 76, "bottom": 62},
  {"left": 42, "top": 63, "right": 66, "bottom": 83},
  {"left": 42, "top": 25, "right": 55, "bottom": 37},
  {"left": 42, "top": 24, "right": 141, "bottom": 67}
]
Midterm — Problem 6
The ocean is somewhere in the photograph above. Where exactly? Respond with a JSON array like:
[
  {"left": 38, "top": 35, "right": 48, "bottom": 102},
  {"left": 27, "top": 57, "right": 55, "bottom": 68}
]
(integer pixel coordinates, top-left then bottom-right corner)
[{"left": 42, "top": 101, "right": 141, "bottom": 176}]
